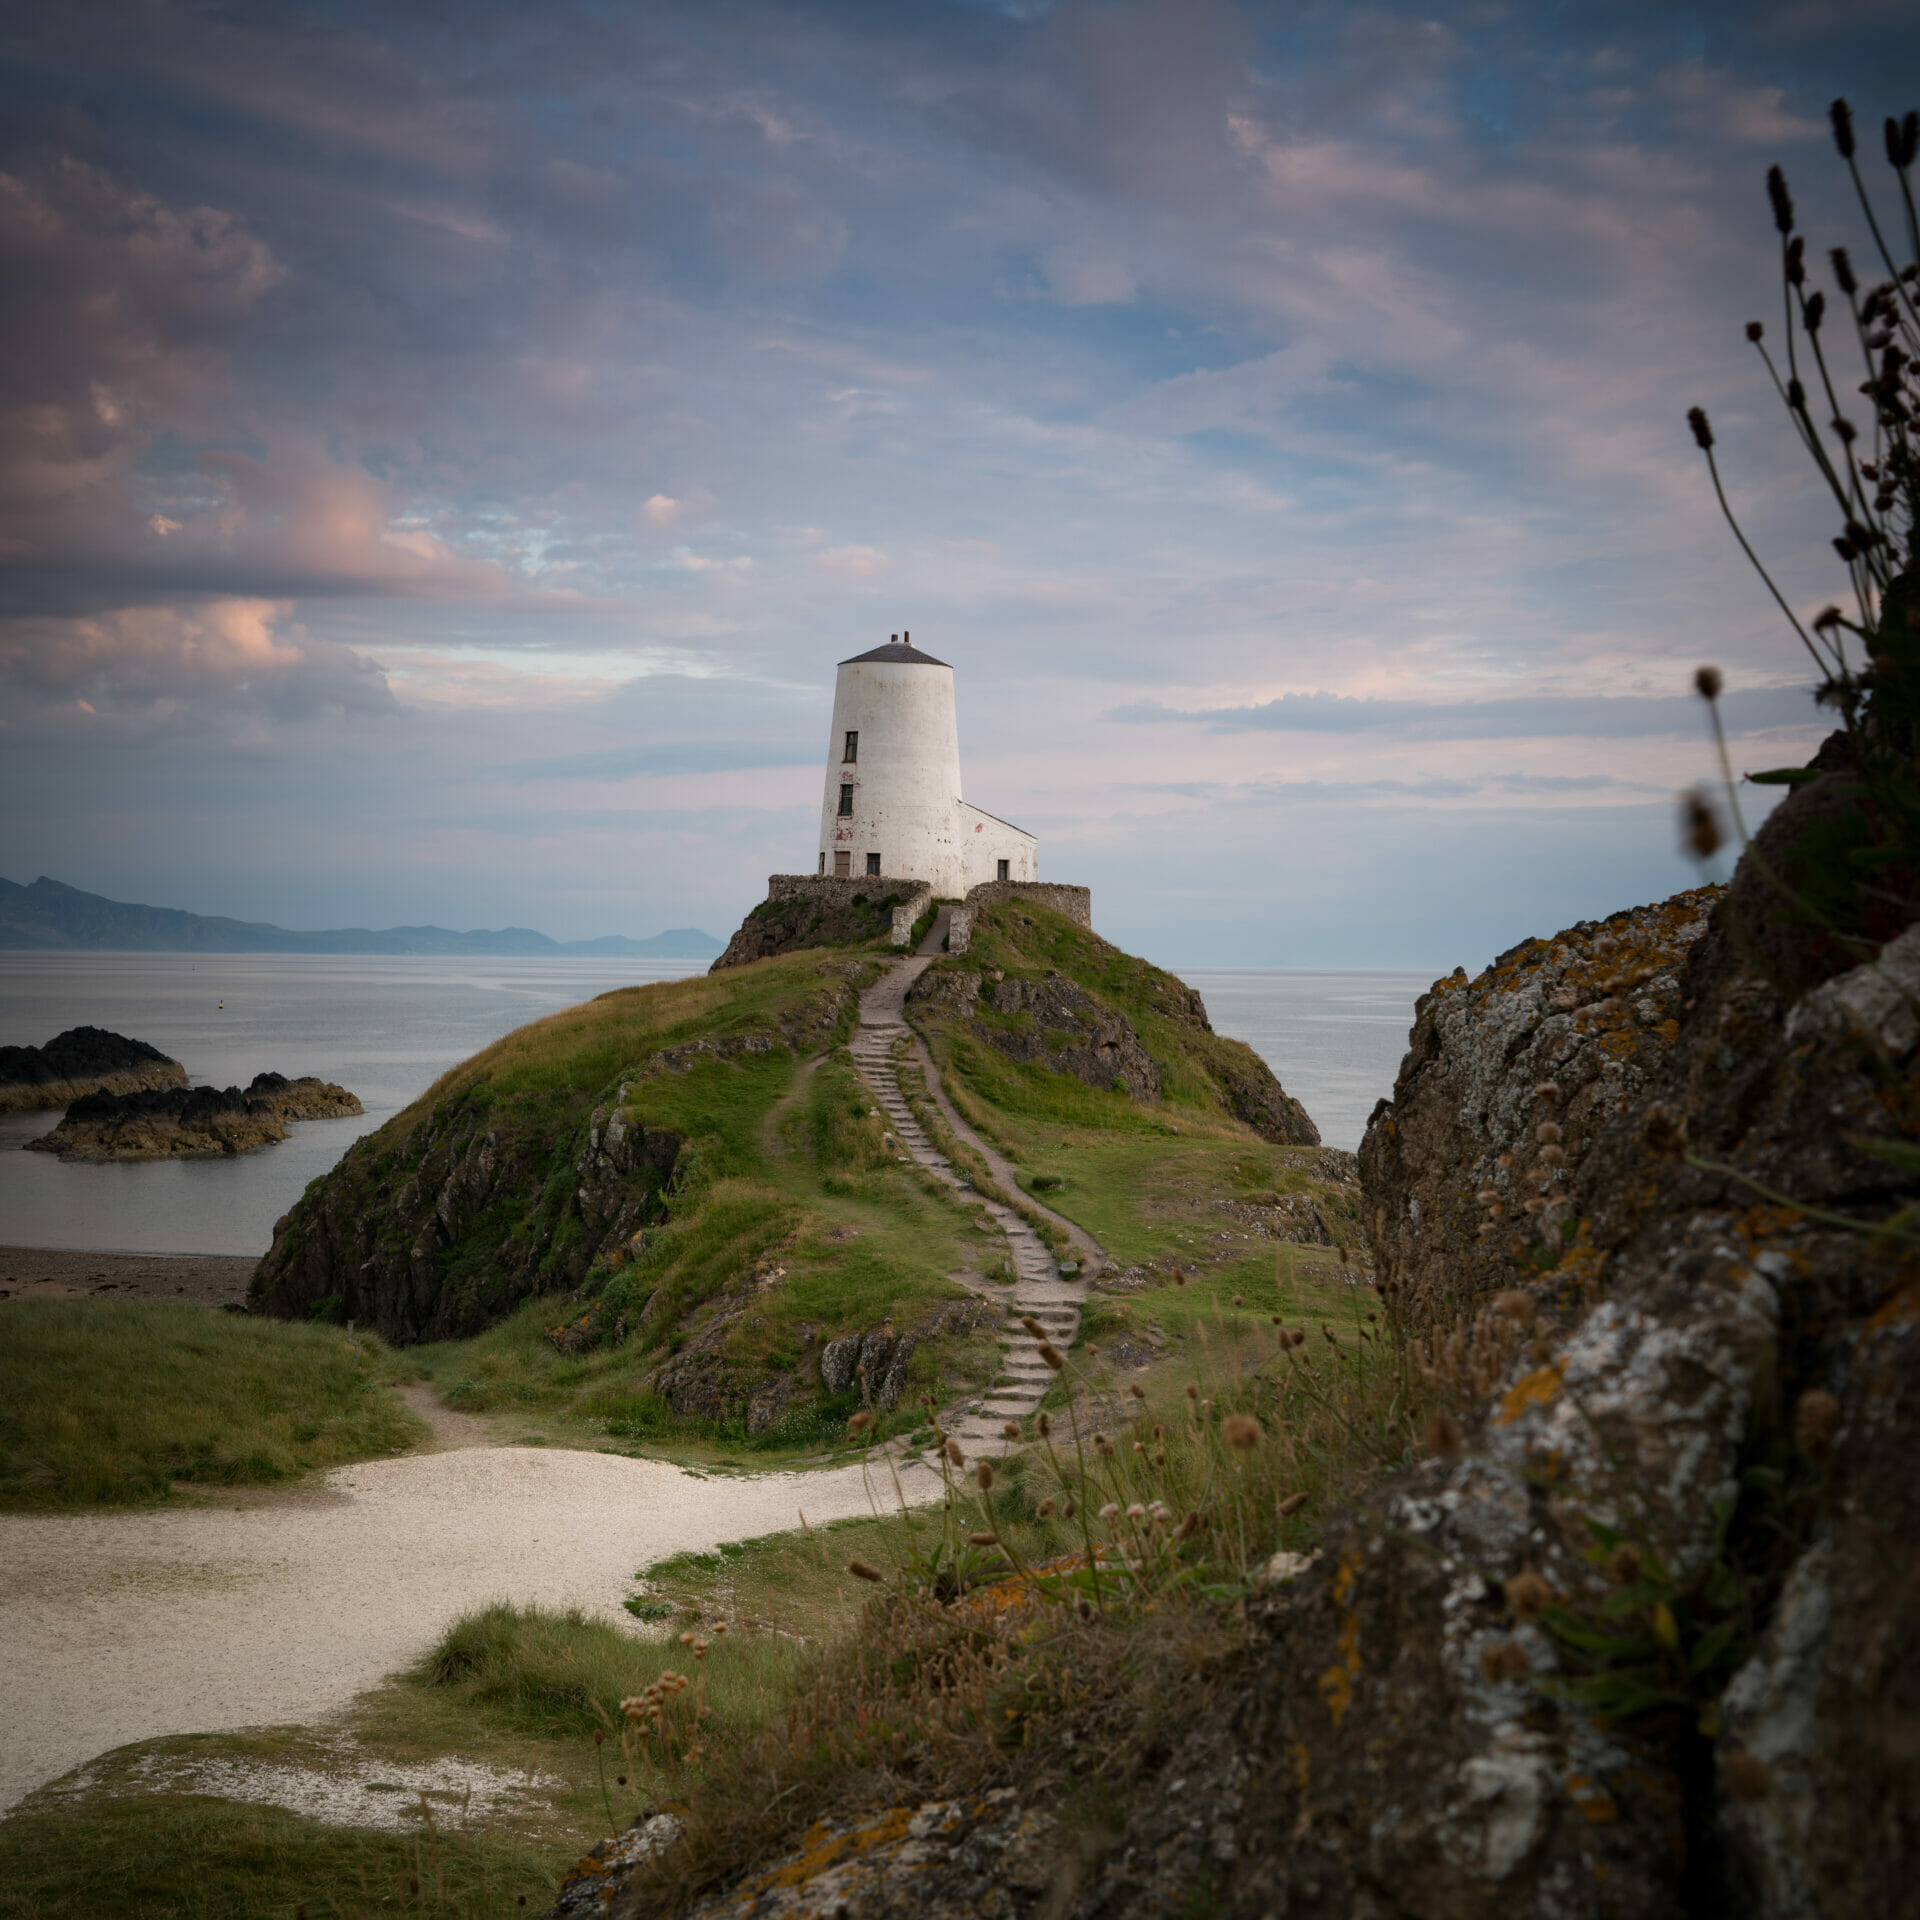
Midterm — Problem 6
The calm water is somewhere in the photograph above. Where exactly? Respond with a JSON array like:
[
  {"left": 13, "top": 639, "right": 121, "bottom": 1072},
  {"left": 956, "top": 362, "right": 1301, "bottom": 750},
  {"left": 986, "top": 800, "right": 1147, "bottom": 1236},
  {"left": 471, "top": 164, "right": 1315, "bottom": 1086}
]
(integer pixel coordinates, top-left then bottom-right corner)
[{"left": 0, "top": 953, "right": 1430, "bottom": 1256}]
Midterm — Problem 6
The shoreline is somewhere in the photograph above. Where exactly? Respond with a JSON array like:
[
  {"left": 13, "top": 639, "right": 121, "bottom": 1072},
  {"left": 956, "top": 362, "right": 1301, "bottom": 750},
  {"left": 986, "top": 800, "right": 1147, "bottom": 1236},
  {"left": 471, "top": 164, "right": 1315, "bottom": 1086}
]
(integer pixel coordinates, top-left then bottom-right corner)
[{"left": 0, "top": 1246, "right": 257, "bottom": 1308}]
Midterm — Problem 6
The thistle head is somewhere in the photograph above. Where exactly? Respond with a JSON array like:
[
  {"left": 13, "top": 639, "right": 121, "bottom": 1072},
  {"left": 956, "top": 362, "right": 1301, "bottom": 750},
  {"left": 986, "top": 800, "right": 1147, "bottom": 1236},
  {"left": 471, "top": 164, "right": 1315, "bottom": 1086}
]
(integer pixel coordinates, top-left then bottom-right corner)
[{"left": 1694, "top": 663, "right": 1723, "bottom": 700}]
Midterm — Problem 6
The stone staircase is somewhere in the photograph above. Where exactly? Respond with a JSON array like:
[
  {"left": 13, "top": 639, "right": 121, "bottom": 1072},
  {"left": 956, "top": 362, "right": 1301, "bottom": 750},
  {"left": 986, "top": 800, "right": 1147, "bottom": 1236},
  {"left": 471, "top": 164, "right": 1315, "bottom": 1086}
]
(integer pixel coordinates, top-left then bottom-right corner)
[{"left": 848, "top": 950, "right": 1090, "bottom": 1458}]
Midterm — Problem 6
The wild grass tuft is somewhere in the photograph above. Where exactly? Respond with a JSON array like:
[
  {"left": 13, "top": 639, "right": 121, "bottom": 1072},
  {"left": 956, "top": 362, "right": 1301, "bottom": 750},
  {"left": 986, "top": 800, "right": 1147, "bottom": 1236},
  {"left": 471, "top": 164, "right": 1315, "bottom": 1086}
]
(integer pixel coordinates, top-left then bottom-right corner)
[{"left": 0, "top": 1301, "right": 425, "bottom": 1510}]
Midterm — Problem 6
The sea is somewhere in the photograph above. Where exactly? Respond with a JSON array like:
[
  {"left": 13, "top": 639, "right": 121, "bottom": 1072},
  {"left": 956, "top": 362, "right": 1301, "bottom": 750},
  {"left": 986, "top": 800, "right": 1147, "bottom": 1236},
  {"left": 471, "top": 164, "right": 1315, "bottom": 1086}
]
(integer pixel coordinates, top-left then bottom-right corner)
[{"left": 0, "top": 953, "right": 1433, "bottom": 1258}]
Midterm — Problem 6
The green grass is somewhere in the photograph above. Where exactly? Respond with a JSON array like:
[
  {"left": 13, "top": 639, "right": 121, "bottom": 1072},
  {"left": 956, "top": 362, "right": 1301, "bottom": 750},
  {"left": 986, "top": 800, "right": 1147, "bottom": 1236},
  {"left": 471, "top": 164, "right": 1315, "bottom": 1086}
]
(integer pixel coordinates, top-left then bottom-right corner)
[
  {"left": 0, "top": 1792, "right": 557, "bottom": 1920},
  {"left": 0, "top": 1301, "right": 426, "bottom": 1510},
  {"left": 403, "top": 1052, "right": 1004, "bottom": 1460}
]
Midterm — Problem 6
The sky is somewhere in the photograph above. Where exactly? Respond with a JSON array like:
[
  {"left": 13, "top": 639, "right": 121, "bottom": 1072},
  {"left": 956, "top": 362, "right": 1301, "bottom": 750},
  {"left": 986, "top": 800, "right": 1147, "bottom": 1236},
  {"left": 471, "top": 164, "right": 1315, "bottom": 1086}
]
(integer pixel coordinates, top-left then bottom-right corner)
[{"left": 2, "top": 1, "right": 1915, "bottom": 971}]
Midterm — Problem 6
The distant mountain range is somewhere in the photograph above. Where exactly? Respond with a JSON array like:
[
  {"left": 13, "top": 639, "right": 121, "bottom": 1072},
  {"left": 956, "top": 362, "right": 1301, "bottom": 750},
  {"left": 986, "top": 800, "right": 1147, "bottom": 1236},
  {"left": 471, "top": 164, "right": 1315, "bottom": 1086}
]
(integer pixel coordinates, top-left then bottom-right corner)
[{"left": 0, "top": 876, "right": 722, "bottom": 959}]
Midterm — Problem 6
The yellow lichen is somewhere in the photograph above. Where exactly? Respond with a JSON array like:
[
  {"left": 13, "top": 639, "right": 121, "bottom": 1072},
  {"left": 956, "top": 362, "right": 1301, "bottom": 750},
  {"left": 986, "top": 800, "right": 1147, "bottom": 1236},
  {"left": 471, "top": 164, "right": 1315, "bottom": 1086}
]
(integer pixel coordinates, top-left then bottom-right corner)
[{"left": 1497, "top": 1363, "right": 1563, "bottom": 1422}]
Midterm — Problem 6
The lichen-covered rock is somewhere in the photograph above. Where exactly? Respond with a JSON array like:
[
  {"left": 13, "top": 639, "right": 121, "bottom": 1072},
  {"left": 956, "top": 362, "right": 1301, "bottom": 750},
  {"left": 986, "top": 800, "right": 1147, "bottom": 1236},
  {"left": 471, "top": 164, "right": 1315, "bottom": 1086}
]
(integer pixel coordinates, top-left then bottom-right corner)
[
  {"left": 1358, "top": 888, "right": 1715, "bottom": 1320},
  {"left": 558, "top": 1796, "right": 1060, "bottom": 1919}
]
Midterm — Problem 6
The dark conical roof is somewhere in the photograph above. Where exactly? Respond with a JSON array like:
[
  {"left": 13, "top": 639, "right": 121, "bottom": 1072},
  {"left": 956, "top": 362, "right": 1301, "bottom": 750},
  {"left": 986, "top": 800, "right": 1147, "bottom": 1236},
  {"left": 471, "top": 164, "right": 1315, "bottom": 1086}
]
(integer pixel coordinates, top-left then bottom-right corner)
[{"left": 839, "top": 638, "right": 949, "bottom": 668}]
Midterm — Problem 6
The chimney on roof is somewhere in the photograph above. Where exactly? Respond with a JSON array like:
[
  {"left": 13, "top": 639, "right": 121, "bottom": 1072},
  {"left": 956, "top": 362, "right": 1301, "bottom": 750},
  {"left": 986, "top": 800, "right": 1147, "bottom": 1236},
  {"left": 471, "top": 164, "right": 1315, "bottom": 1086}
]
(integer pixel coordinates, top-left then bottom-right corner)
[{"left": 891, "top": 633, "right": 898, "bottom": 643}]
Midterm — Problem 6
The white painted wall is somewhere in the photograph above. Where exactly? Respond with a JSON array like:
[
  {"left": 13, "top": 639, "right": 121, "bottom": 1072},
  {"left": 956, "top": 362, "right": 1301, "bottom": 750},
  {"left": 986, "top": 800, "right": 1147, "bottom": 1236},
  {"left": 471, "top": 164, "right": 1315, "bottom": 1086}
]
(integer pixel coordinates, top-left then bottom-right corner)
[{"left": 817, "top": 643, "right": 1036, "bottom": 897}]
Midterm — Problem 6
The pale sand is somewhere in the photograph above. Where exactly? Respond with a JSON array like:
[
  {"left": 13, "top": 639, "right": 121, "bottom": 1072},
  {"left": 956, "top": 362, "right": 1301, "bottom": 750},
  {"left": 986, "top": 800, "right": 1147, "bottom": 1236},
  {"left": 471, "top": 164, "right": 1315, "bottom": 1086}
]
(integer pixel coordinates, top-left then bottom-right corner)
[{"left": 0, "top": 1443, "right": 940, "bottom": 1814}]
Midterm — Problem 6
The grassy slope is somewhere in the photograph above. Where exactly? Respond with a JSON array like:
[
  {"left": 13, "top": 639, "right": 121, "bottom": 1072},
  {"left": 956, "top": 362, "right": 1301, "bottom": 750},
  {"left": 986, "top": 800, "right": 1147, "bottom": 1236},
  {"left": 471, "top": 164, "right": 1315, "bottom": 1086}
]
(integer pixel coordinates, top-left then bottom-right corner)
[
  {"left": 392, "top": 960, "right": 1001, "bottom": 1458},
  {"left": 911, "top": 899, "right": 1365, "bottom": 1351},
  {"left": 0, "top": 1301, "right": 427, "bottom": 1510}
]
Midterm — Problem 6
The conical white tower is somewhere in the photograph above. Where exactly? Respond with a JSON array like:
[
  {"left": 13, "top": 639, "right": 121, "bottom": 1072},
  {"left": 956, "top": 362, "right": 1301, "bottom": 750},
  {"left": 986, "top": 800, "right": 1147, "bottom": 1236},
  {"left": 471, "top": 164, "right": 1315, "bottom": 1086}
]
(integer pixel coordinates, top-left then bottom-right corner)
[{"left": 816, "top": 632, "right": 1035, "bottom": 897}]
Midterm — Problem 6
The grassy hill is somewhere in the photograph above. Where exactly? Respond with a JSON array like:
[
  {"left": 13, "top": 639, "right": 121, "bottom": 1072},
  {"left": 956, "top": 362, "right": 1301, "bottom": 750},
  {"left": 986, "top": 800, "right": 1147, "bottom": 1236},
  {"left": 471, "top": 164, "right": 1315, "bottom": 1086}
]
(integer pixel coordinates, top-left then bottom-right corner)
[{"left": 248, "top": 903, "right": 1350, "bottom": 1463}]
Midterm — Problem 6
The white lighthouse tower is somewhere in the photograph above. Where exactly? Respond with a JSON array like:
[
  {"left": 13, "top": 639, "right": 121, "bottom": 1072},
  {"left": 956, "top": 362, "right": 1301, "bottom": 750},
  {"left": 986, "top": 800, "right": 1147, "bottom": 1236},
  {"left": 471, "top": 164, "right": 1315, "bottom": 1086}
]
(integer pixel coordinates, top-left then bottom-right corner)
[{"left": 816, "top": 632, "right": 1036, "bottom": 898}]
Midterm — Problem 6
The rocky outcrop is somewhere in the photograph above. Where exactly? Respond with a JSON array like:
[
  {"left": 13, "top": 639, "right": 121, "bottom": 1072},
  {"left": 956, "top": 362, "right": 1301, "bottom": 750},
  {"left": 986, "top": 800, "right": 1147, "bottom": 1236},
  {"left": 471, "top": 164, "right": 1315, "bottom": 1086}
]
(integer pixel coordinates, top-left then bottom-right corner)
[
  {"left": 653, "top": 1296, "right": 998, "bottom": 1432},
  {"left": 564, "top": 824, "right": 1918, "bottom": 1918},
  {"left": 1357, "top": 888, "right": 1714, "bottom": 1321},
  {"left": 251, "top": 1078, "right": 683, "bottom": 1344},
  {"left": 712, "top": 883, "right": 925, "bottom": 971},
  {"left": 253, "top": 968, "right": 868, "bottom": 1344},
  {"left": 909, "top": 966, "right": 1161, "bottom": 1100},
  {"left": 0, "top": 1025, "right": 185, "bottom": 1113},
  {"left": 26, "top": 1072, "right": 360, "bottom": 1160},
  {"left": 909, "top": 961, "right": 1319, "bottom": 1145}
]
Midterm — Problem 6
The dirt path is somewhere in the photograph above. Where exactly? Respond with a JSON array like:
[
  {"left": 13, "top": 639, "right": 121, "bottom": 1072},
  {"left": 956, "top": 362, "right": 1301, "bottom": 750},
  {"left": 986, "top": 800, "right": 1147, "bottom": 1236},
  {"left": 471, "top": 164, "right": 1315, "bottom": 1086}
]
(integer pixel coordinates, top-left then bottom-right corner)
[
  {"left": 0, "top": 1444, "right": 941, "bottom": 1814},
  {"left": 850, "top": 954, "right": 1099, "bottom": 1460}
]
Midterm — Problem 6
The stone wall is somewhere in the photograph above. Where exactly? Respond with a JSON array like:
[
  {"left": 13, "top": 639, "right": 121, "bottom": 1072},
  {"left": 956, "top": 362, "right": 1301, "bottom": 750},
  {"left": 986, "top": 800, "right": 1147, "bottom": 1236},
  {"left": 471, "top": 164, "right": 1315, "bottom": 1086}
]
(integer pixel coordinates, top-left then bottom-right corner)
[
  {"left": 961, "top": 880, "right": 1092, "bottom": 927},
  {"left": 759, "top": 875, "right": 932, "bottom": 949}
]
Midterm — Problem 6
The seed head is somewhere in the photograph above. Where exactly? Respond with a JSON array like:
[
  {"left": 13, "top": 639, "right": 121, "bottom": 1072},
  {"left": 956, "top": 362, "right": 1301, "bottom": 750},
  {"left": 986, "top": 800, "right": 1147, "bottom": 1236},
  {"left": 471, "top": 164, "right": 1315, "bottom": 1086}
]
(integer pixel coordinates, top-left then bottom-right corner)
[
  {"left": 1186, "top": 1382, "right": 1199, "bottom": 1399},
  {"left": 1277, "top": 1490, "right": 1308, "bottom": 1516},
  {"left": 946, "top": 1438, "right": 967, "bottom": 1468},
  {"left": 1505, "top": 1570, "right": 1551, "bottom": 1622},
  {"left": 1494, "top": 1290, "right": 1535, "bottom": 1325},
  {"left": 1694, "top": 664, "right": 1724, "bottom": 700},
  {"left": 1535, "top": 1080, "right": 1560, "bottom": 1102},
  {"left": 1681, "top": 788, "right": 1724, "bottom": 862},
  {"left": 1022, "top": 1315, "right": 1045, "bottom": 1338},
  {"left": 1424, "top": 1411, "right": 1464, "bottom": 1461},
  {"left": 1003, "top": 1421, "right": 1020, "bottom": 1441},
  {"left": 1039, "top": 1342, "right": 1065, "bottom": 1371},
  {"left": 1536, "top": 1120, "right": 1563, "bottom": 1145},
  {"left": 847, "top": 1559, "right": 885, "bottom": 1583},
  {"left": 1174, "top": 1268, "right": 1187, "bottom": 1287},
  {"left": 1745, "top": 319, "right": 1764, "bottom": 342},
  {"left": 1795, "top": 1387, "right": 1841, "bottom": 1463},
  {"left": 1831, "top": 246, "right": 1858, "bottom": 297},
  {"left": 1232, "top": 1293, "right": 1244, "bottom": 1308},
  {"left": 848, "top": 1410, "right": 873, "bottom": 1433},
  {"left": 1642, "top": 1102, "right": 1689, "bottom": 1161},
  {"left": 1687, "top": 405, "right": 1715, "bottom": 450},
  {"left": 968, "top": 1530, "right": 998, "bottom": 1546},
  {"left": 1608, "top": 1541, "right": 1645, "bottom": 1584},
  {"left": 1479, "top": 1639, "right": 1532, "bottom": 1684},
  {"left": 1099, "top": 1501, "right": 1121, "bottom": 1520},
  {"left": 1129, "top": 1381, "right": 1147, "bottom": 1400},
  {"left": 1222, "top": 1412, "right": 1263, "bottom": 1452},
  {"left": 1126, "top": 1502, "right": 1147, "bottom": 1522},
  {"left": 1037, "top": 1411, "right": 1051, "bottom": 1437},
  {"left": 976, "top": 1460, "right": 995, "bottom": 1490},
  {"left": 1037, "top": 1497, "right": 1056, "bottom": 1518},
  {"left": 1830, "top": 96, "right": 1855, "bottom": 159},
  {"left": 1767, "top": 163, "right": 1795, "bottom": 234}
]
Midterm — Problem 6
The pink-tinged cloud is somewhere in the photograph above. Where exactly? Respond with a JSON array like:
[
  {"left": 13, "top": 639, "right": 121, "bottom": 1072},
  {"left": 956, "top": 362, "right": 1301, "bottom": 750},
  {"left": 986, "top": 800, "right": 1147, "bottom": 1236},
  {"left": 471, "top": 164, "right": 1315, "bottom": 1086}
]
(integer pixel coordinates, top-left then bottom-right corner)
[{"left": 0, "top": 599, "right": 395, "bottom": 718}]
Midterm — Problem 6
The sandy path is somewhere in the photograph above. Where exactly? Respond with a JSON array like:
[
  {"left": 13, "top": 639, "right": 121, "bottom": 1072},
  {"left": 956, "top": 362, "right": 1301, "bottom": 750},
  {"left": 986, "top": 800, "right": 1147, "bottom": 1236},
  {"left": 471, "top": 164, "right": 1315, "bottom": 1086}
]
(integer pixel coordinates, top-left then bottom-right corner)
[{"left": 0, "top": 1444, "right": 939, "bottom": 1814}]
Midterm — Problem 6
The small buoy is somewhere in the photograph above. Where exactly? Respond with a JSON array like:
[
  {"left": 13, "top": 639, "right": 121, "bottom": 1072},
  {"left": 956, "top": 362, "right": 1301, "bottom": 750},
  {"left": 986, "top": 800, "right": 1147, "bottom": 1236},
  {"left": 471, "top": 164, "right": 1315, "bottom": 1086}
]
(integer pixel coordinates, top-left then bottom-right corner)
[{"left": 217, "top": 1001, "right": 224, "bottom": 1009}]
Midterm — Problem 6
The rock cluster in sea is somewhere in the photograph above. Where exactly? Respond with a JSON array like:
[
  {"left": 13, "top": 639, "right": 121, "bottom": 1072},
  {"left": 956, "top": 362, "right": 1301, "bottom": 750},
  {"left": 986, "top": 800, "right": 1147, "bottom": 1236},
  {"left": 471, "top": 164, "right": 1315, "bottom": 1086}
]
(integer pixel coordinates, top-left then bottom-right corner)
[
  {"left": 0, "top": 1025, "right": 185, "bottom": 1113},
  {"left": 28, "top": 1072, "right": 362, "bottom": 1161}
]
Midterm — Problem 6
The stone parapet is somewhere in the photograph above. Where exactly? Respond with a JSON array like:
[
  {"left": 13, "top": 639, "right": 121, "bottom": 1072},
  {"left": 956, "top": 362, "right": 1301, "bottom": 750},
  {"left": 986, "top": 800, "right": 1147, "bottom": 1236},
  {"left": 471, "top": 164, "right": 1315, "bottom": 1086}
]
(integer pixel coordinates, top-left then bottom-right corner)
[
  {"left": 763, "top": 875, "right": 932, "bottom": 948},
  {"left": 960, "top": 880, "right": 1092, "bottom": 927}
]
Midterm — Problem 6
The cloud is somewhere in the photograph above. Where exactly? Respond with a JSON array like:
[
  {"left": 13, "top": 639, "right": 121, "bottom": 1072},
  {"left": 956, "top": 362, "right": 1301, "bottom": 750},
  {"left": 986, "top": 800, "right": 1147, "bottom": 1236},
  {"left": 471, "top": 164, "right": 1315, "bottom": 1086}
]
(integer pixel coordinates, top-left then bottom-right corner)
[
  {"left": 0, "top": 599, "right": 396, "bottom": 719},
  {"left": 813, "top": 545, "right": 887, "bottom": 578},
  {"left": 1108, "top": 686, "right": 1816, "bottom": 740}
]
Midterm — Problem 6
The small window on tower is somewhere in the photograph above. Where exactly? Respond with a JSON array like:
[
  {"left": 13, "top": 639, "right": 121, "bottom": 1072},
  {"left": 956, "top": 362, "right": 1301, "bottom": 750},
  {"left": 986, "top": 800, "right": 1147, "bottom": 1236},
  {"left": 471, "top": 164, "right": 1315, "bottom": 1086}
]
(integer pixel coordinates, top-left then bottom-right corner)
[
  {"left": 997, "top": 859, "right": 1010, "bottom": 881},
  {"left": 838, "top": 784, "right": 854, "bottom": 816},
  {"left": 843, "top": 730, "right": 858, "bottom": 763},
  {"left": 817, "top": 852, "right": 825, "bottom": 874},
  {"left": 866, "top": 852, "right": 881, "bottom": 876},
  {"left": 834, "top": 851, "right": 851, "bottom": 877}
]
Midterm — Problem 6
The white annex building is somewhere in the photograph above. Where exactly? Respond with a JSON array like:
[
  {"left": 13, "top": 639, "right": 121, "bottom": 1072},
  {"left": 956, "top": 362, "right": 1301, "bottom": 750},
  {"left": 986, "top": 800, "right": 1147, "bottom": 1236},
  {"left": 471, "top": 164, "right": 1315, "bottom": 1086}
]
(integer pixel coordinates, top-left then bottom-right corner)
[{"left": 816, "top": 632, "right": 1037, "bottom": 898}]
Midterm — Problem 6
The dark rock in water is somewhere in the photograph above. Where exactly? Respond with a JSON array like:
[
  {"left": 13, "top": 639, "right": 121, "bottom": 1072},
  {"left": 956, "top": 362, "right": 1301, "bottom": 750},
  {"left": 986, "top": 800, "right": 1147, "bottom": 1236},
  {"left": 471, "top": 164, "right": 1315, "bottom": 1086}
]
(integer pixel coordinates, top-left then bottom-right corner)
[
  {"left": 0, "top": 1025, "right": 186, "bottom": 1113},
  {"left": 26, "top": 1073, "right": 362, "bottom": 1160}
]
